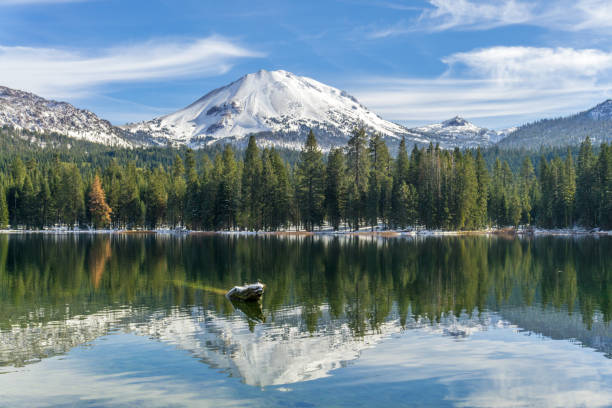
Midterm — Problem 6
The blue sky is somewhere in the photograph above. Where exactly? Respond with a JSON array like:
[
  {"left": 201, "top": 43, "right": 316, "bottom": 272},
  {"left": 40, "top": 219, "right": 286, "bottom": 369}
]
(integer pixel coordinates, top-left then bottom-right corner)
[{"left": 1, "top": 0, "right": 612, "bottom": 128}]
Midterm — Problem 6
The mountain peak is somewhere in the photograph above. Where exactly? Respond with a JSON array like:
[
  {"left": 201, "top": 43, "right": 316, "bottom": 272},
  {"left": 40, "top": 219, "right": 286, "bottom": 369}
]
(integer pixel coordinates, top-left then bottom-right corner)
[
  {"left": 442, "top": 116, "right": 469, "bottom": 127},
  {"left": 126, "top": 70, "right": 410, "bottom": 150},
  {"left": 411, "top": 116, "right": 508, "bottom": 148}
]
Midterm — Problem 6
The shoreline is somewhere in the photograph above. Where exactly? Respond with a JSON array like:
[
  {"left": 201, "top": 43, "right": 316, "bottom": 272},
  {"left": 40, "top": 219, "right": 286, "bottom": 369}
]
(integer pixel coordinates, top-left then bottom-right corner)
[{"left": 0, "top": 228, "right": 610, "bottom": 237}]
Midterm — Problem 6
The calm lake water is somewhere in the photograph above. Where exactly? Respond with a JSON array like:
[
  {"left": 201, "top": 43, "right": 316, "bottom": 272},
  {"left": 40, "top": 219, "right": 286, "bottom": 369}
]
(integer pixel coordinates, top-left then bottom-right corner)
[{"left": 0, "top": 234, "right": 610, "bottom": 407}]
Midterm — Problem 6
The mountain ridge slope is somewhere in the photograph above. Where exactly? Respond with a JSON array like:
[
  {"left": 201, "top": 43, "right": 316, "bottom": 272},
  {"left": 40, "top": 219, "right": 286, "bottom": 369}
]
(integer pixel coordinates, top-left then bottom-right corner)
[{"left": 0, "top": 86, "right": 131, "bottom": 147}]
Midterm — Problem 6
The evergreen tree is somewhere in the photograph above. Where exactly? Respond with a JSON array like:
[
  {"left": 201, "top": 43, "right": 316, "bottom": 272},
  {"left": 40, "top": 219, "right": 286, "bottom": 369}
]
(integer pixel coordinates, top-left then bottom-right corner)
[
  {"left": 345, "top": 128, "right": 370, "bottom": 229},
  {"left": 117, "top": 162, "right": 144, "bottom": 228},
  {"left": 55, "top": 163, "right": 84, "bottom": 227},
  {"left": 561, "top": 150, "right": 576, "bottom": 227},
  {"left": 295, "top": 130, "right": 325, "bottom": 231},
  {"left": 367, "top": 134, "right": 392, "bottom": 228},
  {"left": 0, "top": 185, "right": 8, "bottom": 228},
  {"left": 214, "top": 145, "right": 240, "bottom": 230},
  {"left": 184, "top": 149, "right": 201, "bottom": 229},
  {"left": 167, "top": 155, "right": 186, "bottom": 227},
  {"left": 538, "top": 158, "right": 554, "bottom": 227},
  {"left": 268, "top": 149, "right": 291, "bottom": 230},
  {"left": 145, "top": 166, "right": 168, "bottom": 229},
  {"left": 595, "top": 143, "right": 612, "bottom": 228},
  {"left": 394, "top": 181, "right": 417, "bottom": 229},
  {"left": 88, "top": 175, "right": 112, "bottom": 229},
  {"left": 241, "top": 136, "right": 263, "bottom": 230},
  {"left": 474, "top": 148, "right": 490, "bottom": 228},
  {"left": 518, "top": 157, "right": 537, "bottom": 225},
  {"left": 18, "top": 174, "right": 37, "bottom": 228},
  {"left": 576, "top": 137, "right": 596, "bottom": 226},
  {"left": 455, "top": 151, "right": 478, "bottom": 230},
  {"left": 324, "top": 148, "right": 346, "bottom": 230},
  {"left": 391, "top": 139, "right": 416, "bottom": 228},
  {"left": 37, "top": 176, "right": 52, "bottom": 228}
]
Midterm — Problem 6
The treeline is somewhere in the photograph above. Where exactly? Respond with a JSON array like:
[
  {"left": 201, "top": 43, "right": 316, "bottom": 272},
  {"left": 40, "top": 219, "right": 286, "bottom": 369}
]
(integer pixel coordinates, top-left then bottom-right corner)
[{"left": 0, "top": 129, "right": 610, "bottom": 230}]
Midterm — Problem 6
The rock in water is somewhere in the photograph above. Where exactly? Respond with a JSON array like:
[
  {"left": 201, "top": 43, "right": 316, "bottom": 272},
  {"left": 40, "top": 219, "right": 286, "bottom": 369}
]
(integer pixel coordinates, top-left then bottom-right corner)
[{"left": 226, "top": 283, "right": 265, "bottom": 301}]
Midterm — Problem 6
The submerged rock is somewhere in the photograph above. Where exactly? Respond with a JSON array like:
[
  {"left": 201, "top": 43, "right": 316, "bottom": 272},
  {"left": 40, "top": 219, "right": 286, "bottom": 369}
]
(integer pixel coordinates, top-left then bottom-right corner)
[{"left": 226, "top": 283, "right": 265, "bottom": 301}]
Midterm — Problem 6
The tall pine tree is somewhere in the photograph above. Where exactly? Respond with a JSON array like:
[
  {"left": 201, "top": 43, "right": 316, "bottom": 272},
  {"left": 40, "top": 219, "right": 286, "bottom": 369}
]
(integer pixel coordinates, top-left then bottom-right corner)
[{"left": 295, "top": 130, "right": 325, "bottom": 231}]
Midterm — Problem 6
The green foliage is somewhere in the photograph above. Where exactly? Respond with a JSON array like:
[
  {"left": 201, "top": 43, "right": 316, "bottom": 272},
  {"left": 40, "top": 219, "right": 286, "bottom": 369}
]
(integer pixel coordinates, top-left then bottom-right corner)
[
  {"left": 0, "top": 125, "right": 609, "bottom": 231},
  {"left": 295, "top": 130, "right": 325, "bottom": 231}
]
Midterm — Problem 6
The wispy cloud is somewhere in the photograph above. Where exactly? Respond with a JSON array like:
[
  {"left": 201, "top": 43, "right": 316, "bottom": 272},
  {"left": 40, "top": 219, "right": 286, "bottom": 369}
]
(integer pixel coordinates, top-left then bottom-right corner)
[
  {"left": 351, "top": 46, "right": 612, "bottom": 128},
  {"left": 369, "top": 0, "right": 612, "bottom": 37},
  {"left": 0, "top": 36, "right": 263, "bottom": 97}
]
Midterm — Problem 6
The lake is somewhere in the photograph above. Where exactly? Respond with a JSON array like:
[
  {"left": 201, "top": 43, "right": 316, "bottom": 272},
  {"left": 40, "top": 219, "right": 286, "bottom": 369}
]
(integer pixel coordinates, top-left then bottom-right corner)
[{"left": 0, "top": 234, "right": 610, "bottom": 407}]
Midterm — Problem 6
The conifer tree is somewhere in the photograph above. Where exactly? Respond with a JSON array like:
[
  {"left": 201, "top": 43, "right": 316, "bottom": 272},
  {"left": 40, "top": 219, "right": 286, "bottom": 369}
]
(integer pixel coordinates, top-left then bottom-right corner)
[
  {"left": 295, "top": 130, "right": 325, "bottom": 231},
  {"left": 576, "top": 137, "right": 596, "bottom": 226},
  {"left": 167, "top": 155, "right": 186, "bottom": 227},
  {"left": 391, "top": 180, "right": 416, "bottom": 230},
  {"left": 268, "top": 149, "right": 291, "bottom": 230},
  {"left": 242, "top": 136, "right": 263, "bottom": 230},
  {"left": 324, "top": 148, "right": 346, "bottom": 230},
  {"left": 455, "top": 151, "right": 478, "bottom": 230},
  {"left": 18, "top": 174, "right": 37, "bottom": 228},
  {"left": 346, "top": 128, "right": 370, "bottom": 229},
  {"left": 0, "top": 185, "right": 8, "bottom": 228},
  {"left": 561, "top": 150, "right": 576, "bottom": 227},
  {"left": 518, "top": 157, "right": 537, "bottom": 225},
  {"left": 117, "top": 162, "right": 144, "bottom": 228},
  {"left": 88, "top": 175, "right": 112, "bottom": 229},
  {"left": 184, "top": 149, "right": 201, "bottom": 229},
  {"left": 37, "top": 176, "right": 52, "bottom": 228},
  {"left": 214, "top": 145, "right": 240, "bottom": 230},
  {"left": 595, "top": 143, "right": 611, "bottom": 228},
  {"left": 474, "top": 148, "right": 490, "bottom": 228},
  {"left": 145, "top": 166, "right": 168, "bottom": 229},
  {"left": 391, "top": 139, "right": 415, "bottom": 228}
]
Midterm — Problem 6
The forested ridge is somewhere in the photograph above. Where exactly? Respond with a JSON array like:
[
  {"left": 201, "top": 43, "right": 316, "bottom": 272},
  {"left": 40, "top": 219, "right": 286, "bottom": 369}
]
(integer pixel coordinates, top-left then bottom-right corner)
[{"left": 0, "top": 126, "right": 610, "bottom": 231}]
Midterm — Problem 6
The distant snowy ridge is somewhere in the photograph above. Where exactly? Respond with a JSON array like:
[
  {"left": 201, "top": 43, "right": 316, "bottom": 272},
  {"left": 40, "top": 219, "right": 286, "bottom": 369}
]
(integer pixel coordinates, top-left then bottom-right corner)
[
  {"left": 499, "top": 99, "right": 612, "bottom": 149},
  {"left": 0, "top": 86, "right": 131, "bottom": 147},
  {"left": 410, "top": 116, "right": 512, "bottom": 148},
  {"left": 124, "top": 69, "right": 424, "bottom": 150}
]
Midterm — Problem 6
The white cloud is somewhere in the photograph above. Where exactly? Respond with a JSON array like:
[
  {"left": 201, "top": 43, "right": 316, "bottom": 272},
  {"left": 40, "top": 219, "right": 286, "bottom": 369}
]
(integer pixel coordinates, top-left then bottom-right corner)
[
  {"left": 442, "top": 46, "right": 612, "bottom": 80},
  {"left": 420, "top": 0, "right": 533, "bottom": 31},
  {"left": 351, "top": 46, "right": 612, "bottom": 128},
  {"left": 370, "top": 0, "right": 612, "bottom": 37},
  {"left": 0, "top": 36, "right": 263, "bottom": 98}
]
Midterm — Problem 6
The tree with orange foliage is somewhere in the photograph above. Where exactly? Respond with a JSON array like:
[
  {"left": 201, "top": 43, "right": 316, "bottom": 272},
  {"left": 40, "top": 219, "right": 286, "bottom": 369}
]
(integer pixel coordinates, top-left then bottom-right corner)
[{"left": 88, "top": 175, "right": 112, "bottom": 229}]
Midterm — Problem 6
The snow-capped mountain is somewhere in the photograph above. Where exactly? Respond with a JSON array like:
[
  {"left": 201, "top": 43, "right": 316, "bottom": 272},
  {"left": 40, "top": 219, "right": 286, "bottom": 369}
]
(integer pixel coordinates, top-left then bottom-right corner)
[
  {"left": 499, "top": 99, "right": 612, "bottom": 149},
  {"left": 0, "top": 86, "right": 131, "bottom": 147},
  {"left": 125, "top": 69, "right": 423, "bottom": 150},
  {"left": 410, "top": 116, "right": 510, "bottom": 148}
]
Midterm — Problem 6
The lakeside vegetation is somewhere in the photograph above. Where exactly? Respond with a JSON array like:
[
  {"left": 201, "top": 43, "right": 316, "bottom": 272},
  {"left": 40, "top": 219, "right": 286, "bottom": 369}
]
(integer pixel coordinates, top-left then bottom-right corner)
[{"left": 0, "top": 126, "right": 610, "bottom": 231}]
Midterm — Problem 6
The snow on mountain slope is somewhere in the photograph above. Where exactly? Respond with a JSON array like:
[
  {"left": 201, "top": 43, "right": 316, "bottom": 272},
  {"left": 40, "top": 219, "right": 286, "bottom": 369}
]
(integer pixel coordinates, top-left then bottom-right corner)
[
  {"left": 0, "top": 86, "right": 131, "bottom": 147},
  {"left": 125, "top": 69, "right": 424, "bottom": 150},
  {"left": 411, "top": 116, "right": 509, "bottom": 148},
  {"left": 499, "top": 99, "right": 612, "bottom": 149},
  {"left": 586, "top": 99, "right": 612, "bottom": 120}
]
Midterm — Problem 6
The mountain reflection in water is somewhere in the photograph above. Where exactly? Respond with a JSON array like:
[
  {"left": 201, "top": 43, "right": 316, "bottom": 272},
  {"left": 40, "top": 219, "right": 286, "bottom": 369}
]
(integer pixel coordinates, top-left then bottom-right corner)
[{"left": 0, "top": 234, "right": 610, "bottom": 389}]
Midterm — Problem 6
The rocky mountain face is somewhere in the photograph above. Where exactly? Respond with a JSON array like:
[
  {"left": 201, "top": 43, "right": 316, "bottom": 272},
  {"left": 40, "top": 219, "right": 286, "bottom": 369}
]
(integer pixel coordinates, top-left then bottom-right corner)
[
  {"left": 0, "top": 86, "right": 131, "bottom": 147},
  {"left": 498, "top": 100, "right": 612, "bottom": 149}
]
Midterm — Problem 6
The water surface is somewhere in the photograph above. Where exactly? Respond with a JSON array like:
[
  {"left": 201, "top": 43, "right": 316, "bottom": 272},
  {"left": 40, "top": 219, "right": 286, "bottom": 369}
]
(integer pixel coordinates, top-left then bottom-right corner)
[{"left": 0, "top": 234, "right": 610, "bottom": 407}]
